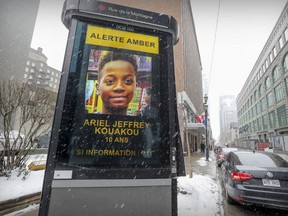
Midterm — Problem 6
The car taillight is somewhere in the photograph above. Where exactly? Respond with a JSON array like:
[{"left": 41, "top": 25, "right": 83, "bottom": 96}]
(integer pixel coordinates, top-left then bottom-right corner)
[
  {"left": 231, "top": 172, "right": 253, "bottom": 181},
  {"left": 218, "top": 154, "right": 224, "bottom": 159}
]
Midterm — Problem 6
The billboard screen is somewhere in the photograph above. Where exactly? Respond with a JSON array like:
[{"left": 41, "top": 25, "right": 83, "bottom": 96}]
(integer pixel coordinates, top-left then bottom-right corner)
[{"left": 56, "top": 22, "right": 170, "bottom": 169}]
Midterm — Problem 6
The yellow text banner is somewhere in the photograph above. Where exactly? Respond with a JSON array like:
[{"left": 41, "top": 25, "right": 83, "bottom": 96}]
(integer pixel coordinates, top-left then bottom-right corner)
[{"left": 85, "top": 25, "right": 159, "bottom": 54}]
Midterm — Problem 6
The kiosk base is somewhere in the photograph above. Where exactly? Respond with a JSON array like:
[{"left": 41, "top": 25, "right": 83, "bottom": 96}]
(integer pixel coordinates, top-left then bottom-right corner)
[{"left": 48, "top": 179, "right": 172, "bottom": 216}]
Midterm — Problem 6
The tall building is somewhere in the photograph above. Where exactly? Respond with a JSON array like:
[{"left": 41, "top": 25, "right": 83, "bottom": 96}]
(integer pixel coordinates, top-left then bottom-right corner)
[
  {"left": 219, "top": 95, "right": 237, "bottom": 144},
  {"left": 104, "top": 0, "right": 205, "bottom": 153},
  {"left": 237, "top": 2, "right": 288, "bottom": 146},
  {"left": 0, "top": 0, "right": 40, "bottom": 81},
  {"left": 24, "top": 47, "right": 61, "bottom": 93}
]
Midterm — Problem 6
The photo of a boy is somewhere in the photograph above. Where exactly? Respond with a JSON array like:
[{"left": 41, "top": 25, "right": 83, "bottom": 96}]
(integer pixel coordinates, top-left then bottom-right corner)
[{"left": 96, "top": 51, "right": 138, "bottom": 115}]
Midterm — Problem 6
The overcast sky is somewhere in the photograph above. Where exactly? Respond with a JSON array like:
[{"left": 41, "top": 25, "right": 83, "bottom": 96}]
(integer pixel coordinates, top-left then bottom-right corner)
[
  {"left": 31, "top": 0, "right": 288, "bottom": 140},
  {"left": 190, "top": 0, "right": 287, "bottom": 140}
]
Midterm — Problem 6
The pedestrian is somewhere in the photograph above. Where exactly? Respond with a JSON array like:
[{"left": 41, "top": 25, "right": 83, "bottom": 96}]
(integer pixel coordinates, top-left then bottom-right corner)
[
  {"left": 201, "top": 142, "right": 205, "bottom": 154},
  {"left": 96, "top": 51, "right": 137, "bottom": 115}
]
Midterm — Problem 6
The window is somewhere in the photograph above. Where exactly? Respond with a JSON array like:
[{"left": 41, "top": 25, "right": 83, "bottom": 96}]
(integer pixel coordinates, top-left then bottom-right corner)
[
  {"left": 256, "top": 102, "right": 261, "bottom": 114},
  {"left": 25, "top": 68, "right": 29, "bottom": 72},
  {"left": 47, "top": 69, "right": 50, "bottom": 73},
  {"left": 279, "top": 36, "right": 284, "bottom": 49},
  {"left": 261, "top": 97, "right": 267, "bottom": 111},
  {"left": 253, "top": 120, "right": 257, "bottom": 132},
  {"left": 272, "top": 66, "right": 281, "bottom": 82},
  {"left": 262, "top": 114, "right": 268, "bottom": 130},
  {"left": 275, "top": 84, "right": 285, "bottom": 102},
  {"left": 265, "top": 59, "right": 269, "bottom": 69},
  {"left": 285, "top": 78, "right": 288, "bottom": 94},
  {"left": 40, "top": 63, "right": 44, "bottom": 67},
  {"left": 265, "top": 76, "right": 271, "bottom": 89},
  {"left": 257, "top": 117, "right": 263, "bottom": 131},
  {"left": 277, "top": 105, "right": 287, "bottom": 127},
  {"left": 273, "top": 46, "right": 277, "bottom": 58},
  {"left": 285, "top": 28, "right": 288, "bottom": 42},
  {"left": 267, "top": 91, "right": 274, "bottom": 107},
  {"left": 32, "top": 63, "right": 35, "bottom": 67},
  {"left": 252, "top": 106, "right": 256, "bottom": 117},
  {"left": 269, "top": 52, "right": 273, "bottom": 63},
  {"left": 283, "top": 54, "right": 288, "bottom": 73},
  {"left": 26, "top": 61, "right": 30, "bottom": 65},
  {"left": 269, "top": 111, "right": 276, "bottom": 129},
  {"left": 259, "top": 84, "right": 265, "bottom": 96},
  {"left": 254, "top": 90, "right": 257, "bottom": 101},
  {"left": 262, "top": 64, "right": 266, "bottom": 73}
]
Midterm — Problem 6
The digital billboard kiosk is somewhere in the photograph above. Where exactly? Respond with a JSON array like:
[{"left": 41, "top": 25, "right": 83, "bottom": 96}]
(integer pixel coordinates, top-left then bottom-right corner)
[{"left": 39, "top": 1, "right": 185, "bottom": 215}]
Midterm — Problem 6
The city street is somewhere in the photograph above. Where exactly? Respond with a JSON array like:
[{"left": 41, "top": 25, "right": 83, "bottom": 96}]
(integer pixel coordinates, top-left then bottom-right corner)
[{"left": 186, "top": 150, "right": 288, "bottom": 216}]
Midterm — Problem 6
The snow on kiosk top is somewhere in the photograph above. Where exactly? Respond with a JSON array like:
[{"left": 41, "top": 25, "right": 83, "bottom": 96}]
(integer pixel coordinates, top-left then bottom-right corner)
[{"left": 61, "top": 0, "right": 179, "bottom": 45}]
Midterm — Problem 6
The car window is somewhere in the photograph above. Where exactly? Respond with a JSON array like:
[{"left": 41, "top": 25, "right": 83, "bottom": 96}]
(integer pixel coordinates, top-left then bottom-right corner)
[
  {"left": 222, "top": 148, "right": 238, "bottom": 153},
  {"left": 237, "top": 153, "right": 288, "bottom": 167}
]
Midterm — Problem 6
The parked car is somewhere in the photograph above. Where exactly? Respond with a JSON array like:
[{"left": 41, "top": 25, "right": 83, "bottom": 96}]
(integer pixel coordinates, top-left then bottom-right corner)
[
  {"left": 216, "top": 147, "right": 238, "bottom": 167},
  {"left": 221, "top": 151, "right": 288, "bottom": 210},
  {"left": 34, "top": 133, "right": 51, "bottom": 148},
  {"left": 214, "top": 144, "right": 226, "bottom": 154}
]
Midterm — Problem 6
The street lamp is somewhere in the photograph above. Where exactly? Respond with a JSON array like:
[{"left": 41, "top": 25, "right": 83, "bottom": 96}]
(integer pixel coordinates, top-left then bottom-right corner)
[{"left": 203, "top": 94, "right": 209, "bottom": 161}]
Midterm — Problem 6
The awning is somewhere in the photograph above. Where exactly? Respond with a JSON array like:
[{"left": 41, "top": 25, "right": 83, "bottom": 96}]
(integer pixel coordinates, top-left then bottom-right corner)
[{"left": 186, "top": 123, "right": 205, "bottom": 129}]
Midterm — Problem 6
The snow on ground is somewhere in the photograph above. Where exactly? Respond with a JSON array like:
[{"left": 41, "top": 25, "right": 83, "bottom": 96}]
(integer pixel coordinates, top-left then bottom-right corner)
[
  {"left": 1, "top": 154, "right": 221, "bottom": 216},
  {"left": 178, "top": 175, "right": 221, "bottom": 216},
  {"left": 0, "top": 155, "right": 46, "bottom": 202}
]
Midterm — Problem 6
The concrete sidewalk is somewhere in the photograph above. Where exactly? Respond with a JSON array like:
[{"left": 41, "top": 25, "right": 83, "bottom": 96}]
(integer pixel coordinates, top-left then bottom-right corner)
[{"left": 184, "top": 149, "right": 217, "bottom": 179}]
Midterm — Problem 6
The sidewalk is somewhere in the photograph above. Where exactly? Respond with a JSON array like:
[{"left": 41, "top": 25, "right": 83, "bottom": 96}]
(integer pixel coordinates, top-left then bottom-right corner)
[{"left": 184, "top": 150, "right": 217, "bottom": 179}]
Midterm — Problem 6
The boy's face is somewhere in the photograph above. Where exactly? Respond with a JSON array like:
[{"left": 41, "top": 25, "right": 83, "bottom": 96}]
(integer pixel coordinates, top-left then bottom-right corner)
[{"left": 97, "top": 60, "right": 136, "bottom": 114}]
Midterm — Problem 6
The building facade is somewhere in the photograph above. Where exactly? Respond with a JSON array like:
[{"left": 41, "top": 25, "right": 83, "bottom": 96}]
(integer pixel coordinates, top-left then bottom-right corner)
[
  {"left": 0, "top": 0, "right": 40, "bottom": 81},
  {"left": 219, "top": 95, "right": 237, "bottom": 144},
  {"left": 24, "top": 47, "right": 61, "bottom": 93},
  {"left": 104, "top": 0, "right": 205, "bottom": 153},
  {"left": 237, "top": 2, "right": 288, "bottom": 147}
]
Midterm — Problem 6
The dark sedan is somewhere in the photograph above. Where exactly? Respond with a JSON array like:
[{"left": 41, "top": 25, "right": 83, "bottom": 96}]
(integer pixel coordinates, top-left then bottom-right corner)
[{"left": 221, "top": 151, "right": 288, "bottom": 210}]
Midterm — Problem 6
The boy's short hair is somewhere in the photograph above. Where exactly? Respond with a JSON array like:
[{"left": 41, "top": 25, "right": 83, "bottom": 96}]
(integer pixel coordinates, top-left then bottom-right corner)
[{"left": 98, "top": 51, "right": 138, "bottom": 77}]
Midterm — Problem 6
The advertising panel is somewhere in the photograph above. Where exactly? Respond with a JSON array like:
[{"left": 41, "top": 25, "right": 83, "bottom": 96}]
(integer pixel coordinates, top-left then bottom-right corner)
[{"left": 62, "top": 23, "right": 169, "bottom": 168}]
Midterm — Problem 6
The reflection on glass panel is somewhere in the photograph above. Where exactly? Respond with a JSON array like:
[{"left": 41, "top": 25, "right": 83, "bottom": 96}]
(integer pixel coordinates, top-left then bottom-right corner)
[
  {"left": 261, "top": 97, "right": 267, "bottom": 111},
  {"left": 267, "top": 91, "right": 274, "bottom": 107},
  {"left": 269, "top": 111, "right": 276, "bottom": 129},
  {"left": 277, "top": 105, "right": 287, "bottom": 127},
  {"left": 275, "top": 84, "right": 285, "bottom": 103},
  {"left": 257, "top": 117, "right": 263, "bottom": 131},
  {"left": 262, "top": 114, "right": 268, "bottom": 130},
  {"left": 272, "top": 66, "right": 281, "bottom": 82}
]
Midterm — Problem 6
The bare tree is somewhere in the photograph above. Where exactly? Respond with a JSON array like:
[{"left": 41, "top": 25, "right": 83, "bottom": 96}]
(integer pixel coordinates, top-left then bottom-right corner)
[{"left": 0, "top": 80, "right": 56, "bottom": 176}]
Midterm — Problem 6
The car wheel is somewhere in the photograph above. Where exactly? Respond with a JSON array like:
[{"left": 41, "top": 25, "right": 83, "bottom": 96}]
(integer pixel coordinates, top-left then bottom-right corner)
[{"left": 226, "top": 190, "right": 235, "bottom": 205}]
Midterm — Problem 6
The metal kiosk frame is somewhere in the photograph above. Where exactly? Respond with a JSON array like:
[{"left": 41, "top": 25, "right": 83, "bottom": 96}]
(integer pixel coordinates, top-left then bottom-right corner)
[{"left": 39, "top": 1, "right": 185, "bottom": 215}]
